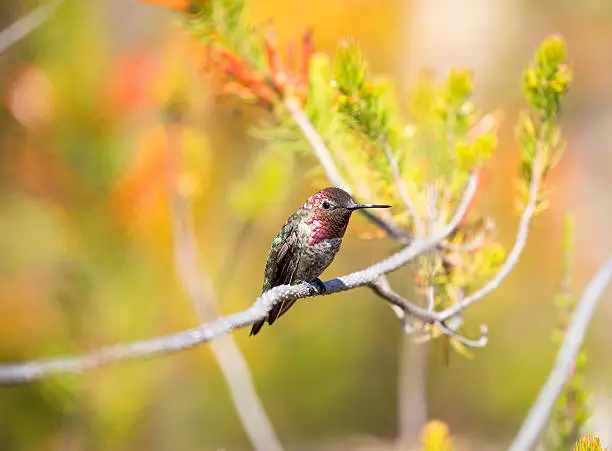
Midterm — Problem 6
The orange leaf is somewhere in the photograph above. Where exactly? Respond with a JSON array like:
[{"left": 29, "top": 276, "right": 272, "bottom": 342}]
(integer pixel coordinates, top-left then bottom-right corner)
[
  {"left": 140, "top": 0, "right": 188, "bottom": 11},
  {"left": 105, "top": 51, "right": 162, "bottom": 113}
]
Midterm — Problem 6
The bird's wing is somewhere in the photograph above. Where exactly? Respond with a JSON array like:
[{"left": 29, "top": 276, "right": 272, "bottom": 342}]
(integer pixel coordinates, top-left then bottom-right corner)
[
  {"left": 250, "top": 217, "right": 303, "bottom": 336},
  {"left": 266, "top": 226, "right": 302, "bottom": 325}
]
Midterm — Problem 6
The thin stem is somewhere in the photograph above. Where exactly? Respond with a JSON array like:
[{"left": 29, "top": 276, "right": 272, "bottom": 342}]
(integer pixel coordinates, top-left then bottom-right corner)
[
  {"left": 284, "top": 97, "right": 347, "bottom": 190},
  {"left": 369, "top": 277, "right": 487, "bottom": 348},
  {"left": 368, "top": 277, "right": 433, "bottom": 320},
  {"left": 425, "top": 286, "right": 435, "bottom": 312},
  {"left": 383, "top": 144, "right": 425, "bottom": 238},
  {"left": 508, "top": 257, "right": 612, "bottom": 451},
  {"left": 436, "top": 321, "right": 488, "bottom": 348},
  {"left": 0, "top": 0, "right": 64, "bottom": 54}
]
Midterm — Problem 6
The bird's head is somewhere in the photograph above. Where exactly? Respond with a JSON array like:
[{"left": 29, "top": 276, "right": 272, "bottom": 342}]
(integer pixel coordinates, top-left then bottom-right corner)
[{"left": 302, "top": 187, "right": 391, "bottom": 243}]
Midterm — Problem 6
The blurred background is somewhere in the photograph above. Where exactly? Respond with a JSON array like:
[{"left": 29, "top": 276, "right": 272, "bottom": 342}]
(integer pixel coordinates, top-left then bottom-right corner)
[{"left": 1, "top": 1, "right": 612, "bottom": 450}]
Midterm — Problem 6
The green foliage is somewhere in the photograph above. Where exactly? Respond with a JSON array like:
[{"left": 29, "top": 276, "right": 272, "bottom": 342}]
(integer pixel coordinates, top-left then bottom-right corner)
[
  {"left": 545, "top": 214, "right": 591, "bottom": 451},
  {"left": 333, "top": 41, "right": 402, "bottom": 154},
  {"left": 516, "top": 36, "right": 572, "bottom": 210},
  {"left": 306, "top": 53, "right": 335, "bottom": 131},
  {"left": 523, "top": 36, "right": 572, "bottom": 117},
  {"left": 185, "top": 0, "right": 265, "bottom": 69},
  {"left": 407, "top": 69, "right": 490, "bottom": 179},
  {"left": 333, "top": 41, "right": 367, "bottom": 96},
  {"left": 575, "top": 435, "right": 606, "bottom": 451},
  {"left": 454, "top": 127, "right": 498, "bottom": 172}
]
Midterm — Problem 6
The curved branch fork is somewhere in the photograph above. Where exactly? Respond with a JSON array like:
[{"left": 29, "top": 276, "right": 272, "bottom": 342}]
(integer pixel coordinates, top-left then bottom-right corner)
[{"left": 368, "top": 276, "right": 488, "bottom": 348}]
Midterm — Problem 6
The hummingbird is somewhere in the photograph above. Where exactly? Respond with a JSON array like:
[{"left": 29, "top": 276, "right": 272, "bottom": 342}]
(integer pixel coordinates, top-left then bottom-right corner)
[{"left": 250, "top": 187, "right": 391, "bottom": 336}]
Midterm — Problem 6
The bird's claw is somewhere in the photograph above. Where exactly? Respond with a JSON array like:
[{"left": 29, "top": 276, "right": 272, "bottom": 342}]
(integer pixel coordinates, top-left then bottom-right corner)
[{"left": 312, "top": 278, "right": 327, "bottom": 295}]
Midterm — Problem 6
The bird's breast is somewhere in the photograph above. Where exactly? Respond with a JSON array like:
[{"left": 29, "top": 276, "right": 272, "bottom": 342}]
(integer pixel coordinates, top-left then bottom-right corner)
[
  {"left": 306, "top": 213, "right": 350, "bottom": 245},
  {"left": 295, "top": 238, "right": 343, "bottom": 282}
]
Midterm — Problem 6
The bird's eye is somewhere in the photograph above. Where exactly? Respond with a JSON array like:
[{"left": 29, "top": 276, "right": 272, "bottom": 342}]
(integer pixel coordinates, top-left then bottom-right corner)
[{"left": 322, "top": 200, "right": 331, "bottom": 209}]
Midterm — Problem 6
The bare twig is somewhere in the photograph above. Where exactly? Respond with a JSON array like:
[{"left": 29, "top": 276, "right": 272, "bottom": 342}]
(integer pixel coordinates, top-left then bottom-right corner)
[
  {"left": 436, "top": 321, "right": 488, "bottom": 348},
  {"left": 0, "top": 172, "right": 478, "bottom": 384},
  {"left": 170, "top": 193, "right": 283, "bottom": 451},
  {"left": 425, "top": 285, "right": 435, "bottom": 312},
  {"left": 425, "top": 184, "right": 440, "bottom": 312},
  {"left": 438, "top": 150, "right": 545, "bottom": 322},
  {"left": 368, "top": 277, "right": 432, "bottom": 321},
  {"left": 383, "top": 144, "right": 425, "bottom": 238},
  {"left": 284, "top": 96, "right": 411, "bottom": 244},
  {"left": 508, "top": 257, "right": 612, "bottom": 451},
  {"left": 284, "top": 97, "right": 348, "bottom": 190},
  {"left": 369, "top": 275, "right": 488, "bottom": 348},
  {"left": 0, "top": 0, "right": 64, "bottom": 55}
]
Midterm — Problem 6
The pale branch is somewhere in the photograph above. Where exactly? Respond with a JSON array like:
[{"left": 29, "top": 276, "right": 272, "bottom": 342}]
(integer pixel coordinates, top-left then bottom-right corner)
[
  {"left": 425, "top": 285, "right": 435, "bottom": 312},
  {"left": 424, "top": 187, "right": 439, "bottom": 318},
  {"left": 284, "top": 96, "right": 411, "bottom": 244},
  {"left": 438, "top": 149, "right": 545, "bottom": 322},
  {"left": 170, "top": 191, "right": 283, "bottom": 451},
  {"left": 368, "top": 277, "right": 433, "bottom": 321},
  {"left": 0, "top": 0, "right": 64, "bottom": 55},
  {"left": 383, "top": 143, "right": 425, "bottom": 238},
  {"left": 0, "top": 172, "right": 478, "bottom": 384},
  {"left": 508, "top": 257, "right": 612, "bottom": 451},
  {"left": 435, "top": 321, "right": 488, "bottom": 348},
  {"left": 284, "top": 97, "right": 348, "bottom": 191}
]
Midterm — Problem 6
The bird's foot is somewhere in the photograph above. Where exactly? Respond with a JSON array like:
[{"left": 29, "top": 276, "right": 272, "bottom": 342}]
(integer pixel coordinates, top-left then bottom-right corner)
[{"left": 312, "top": 278, "right": 327, "bottom": 295}]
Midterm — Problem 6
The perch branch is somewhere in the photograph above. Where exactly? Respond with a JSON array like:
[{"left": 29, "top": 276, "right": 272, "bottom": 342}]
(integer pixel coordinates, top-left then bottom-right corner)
[
  {"left": 0, "top": 172, "right": 478, "bottom": 384},
  {"left": 0, "top": 0, "right": 64, "bottom": 54},
  {"left": 508, "top": 257, "right": 612, "bottom": 451}
]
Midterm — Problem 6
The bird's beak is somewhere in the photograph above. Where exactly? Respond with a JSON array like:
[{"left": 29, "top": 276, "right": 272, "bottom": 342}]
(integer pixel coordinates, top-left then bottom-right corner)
[{"left": 349, "top": 203, "right": 392, "bottom": 210}]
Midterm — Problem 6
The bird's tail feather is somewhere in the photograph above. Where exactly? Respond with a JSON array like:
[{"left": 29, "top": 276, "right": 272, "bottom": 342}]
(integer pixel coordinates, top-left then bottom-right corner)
[
  {"left": 250, "top": 319, "right": 265, "bottom": 336},
  {"left": 249, "top": 299, "right": 298, "bottom": 336}
]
